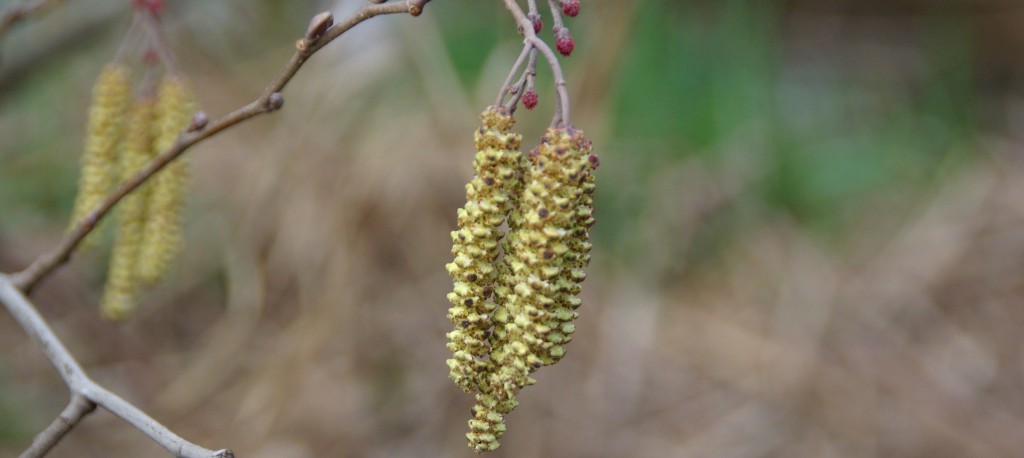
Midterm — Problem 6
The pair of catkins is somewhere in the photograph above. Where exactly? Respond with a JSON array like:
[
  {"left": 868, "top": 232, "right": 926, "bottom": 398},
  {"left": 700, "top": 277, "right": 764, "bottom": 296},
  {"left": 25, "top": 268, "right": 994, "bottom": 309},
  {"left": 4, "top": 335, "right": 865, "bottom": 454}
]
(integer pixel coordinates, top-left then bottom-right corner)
[
  {"left": 446, "top": 107, "right": 598, "bottom": 453},
  {"left": 69, "top": 64, "right": 195, "bottom": 321}
]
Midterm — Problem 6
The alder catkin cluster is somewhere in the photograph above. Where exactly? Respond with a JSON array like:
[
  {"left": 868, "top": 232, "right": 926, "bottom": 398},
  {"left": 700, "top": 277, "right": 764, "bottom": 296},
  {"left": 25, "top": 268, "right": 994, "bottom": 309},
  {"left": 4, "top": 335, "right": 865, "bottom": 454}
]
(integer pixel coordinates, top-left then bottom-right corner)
[
  {"left": 446, "top": 109, "right": 598, "bottom": 453},
  {"left": 71, "top": 65, "right": 196, "bottom": 320}
]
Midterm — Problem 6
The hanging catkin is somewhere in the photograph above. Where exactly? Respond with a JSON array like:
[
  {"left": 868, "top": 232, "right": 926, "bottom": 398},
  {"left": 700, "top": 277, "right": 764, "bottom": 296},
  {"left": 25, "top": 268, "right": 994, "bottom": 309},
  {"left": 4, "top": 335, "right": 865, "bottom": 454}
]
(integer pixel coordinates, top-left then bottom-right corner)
[
  {"left": 100, "top": 98, "right": 155, "bottom": 321},
  {"left": 465, "top": 127, "right": 595, "bottom": 453},
  {"left": 445, "top": 107, "right": 524, "bottom": 394},
  {"left": 537, "top": 131, "right": 595, "bottom": 366},
  {"left": 465, "top": 124, "right": 531, "bottom": 454},
  {"left": 137, "top": 75, "right": 193, "bottom": 285},
  {"left": 489, "top": 128, "right": 589, "bottom": 396},
  {"left": 69, "top": 64, "right": 132, "bottom": 247}
]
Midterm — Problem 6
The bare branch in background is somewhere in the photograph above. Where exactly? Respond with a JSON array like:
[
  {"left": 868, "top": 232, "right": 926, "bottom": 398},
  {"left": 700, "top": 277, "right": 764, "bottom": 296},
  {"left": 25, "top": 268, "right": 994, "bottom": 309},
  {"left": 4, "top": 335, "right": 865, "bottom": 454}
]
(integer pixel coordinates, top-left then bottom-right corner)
[
  {"left": 0, "top": 275, "right": 232, "bottom": 458},
  {"left": 0, "top": 0, "right": 64, "bottom": 44},
  {"left": 19, "top": 395, "right": 94, "bottom": 458}
]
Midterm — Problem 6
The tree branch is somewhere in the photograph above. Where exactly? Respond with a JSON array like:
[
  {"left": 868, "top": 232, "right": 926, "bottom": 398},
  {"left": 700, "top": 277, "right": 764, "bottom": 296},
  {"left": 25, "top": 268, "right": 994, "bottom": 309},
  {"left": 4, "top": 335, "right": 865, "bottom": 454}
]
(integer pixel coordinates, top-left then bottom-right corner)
[
  {"left": 19, "top": 394, "right": 95, "bottom": 458},
  {"left": 0, "top": 274, "right": 233, "bottom": 457},
  {"left": 10, "top": 0, "right": 431, "bottom": 293},
  {"left": 0, "top": 0, "right": 64, "bottom": 45}
]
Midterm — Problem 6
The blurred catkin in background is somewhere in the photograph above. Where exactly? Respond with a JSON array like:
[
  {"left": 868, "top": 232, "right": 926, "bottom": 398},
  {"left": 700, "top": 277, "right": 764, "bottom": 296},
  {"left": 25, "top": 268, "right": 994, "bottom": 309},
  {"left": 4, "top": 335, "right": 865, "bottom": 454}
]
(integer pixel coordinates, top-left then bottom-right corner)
[{"left": 4, "top": 0, "right": 1024, "bottom": 456}]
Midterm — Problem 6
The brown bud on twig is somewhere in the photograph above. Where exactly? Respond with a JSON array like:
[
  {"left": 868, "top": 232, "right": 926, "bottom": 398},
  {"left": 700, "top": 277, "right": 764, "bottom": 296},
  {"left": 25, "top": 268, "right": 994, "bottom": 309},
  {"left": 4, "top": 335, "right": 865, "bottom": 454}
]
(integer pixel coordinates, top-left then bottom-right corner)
[
  {"left": 267, "top": 92, "right": 284, "bottom": 111},
  {"left": 409, "top": 5, "right": 422, "bottom": 16},
  {"left": 187, "top": 111, "right": 209, "bottom": 132},
  {"left": 411, "top": 0, "right": 432, "bottom": 16},
  {"left": 306, "top": 11, "right": 334, "bottom": 40}
]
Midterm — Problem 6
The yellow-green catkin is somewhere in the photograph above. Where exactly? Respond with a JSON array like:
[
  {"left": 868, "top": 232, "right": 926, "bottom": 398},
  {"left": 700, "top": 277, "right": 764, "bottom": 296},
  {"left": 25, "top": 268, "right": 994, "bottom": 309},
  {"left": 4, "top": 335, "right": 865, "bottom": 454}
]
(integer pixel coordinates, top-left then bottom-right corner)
[
  {"left": 540, "top": 131, "right": 596, "bottom": 366},
  {"left": 487, "top": 127, "right": 592, "bottom": 406},
  {"left": 100, "top": 98, "right": 155, "bottom": 321},
  {"left": 465, "top": 130, "right": 532, "bottom": 454},
  {"left": 466, "top": 392, "right": 512, "bottom": 453},
  {"left": 445, "top": 107, "right": 523, "bottom": 394},
  {"left": 69, "top": 64, "right": 132, "bottom": 247},
  {"left": 137, "top": 75, "right": 194, "bottom": 285},
  {"left": 451, "top": 118, "right": 598, "bottom": 453}
]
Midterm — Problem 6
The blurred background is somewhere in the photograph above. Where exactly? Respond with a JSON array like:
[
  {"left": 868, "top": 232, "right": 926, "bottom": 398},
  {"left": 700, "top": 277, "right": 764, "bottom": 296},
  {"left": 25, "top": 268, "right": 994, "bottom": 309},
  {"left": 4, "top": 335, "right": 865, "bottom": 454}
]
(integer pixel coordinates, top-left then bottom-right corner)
[{"left": 3, "top": 0, "right": 1024, "bottom": 456}]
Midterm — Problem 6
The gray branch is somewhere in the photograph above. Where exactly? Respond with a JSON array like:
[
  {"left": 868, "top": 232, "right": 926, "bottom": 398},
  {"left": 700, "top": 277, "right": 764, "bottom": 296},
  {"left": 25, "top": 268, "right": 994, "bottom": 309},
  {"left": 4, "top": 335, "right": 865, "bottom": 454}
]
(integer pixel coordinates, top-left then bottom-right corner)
[
  {"left": 0, "top": 274, "right": 233, "bottom": 458},
  {"left": 19, "top": 394, "right": 94, "bottom": 458}
]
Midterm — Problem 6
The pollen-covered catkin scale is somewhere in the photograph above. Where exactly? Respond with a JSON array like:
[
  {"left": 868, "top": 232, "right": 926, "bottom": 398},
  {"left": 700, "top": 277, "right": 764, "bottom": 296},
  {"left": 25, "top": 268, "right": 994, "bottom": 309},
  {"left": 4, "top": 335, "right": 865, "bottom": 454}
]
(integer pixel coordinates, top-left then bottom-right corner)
[
  {"left": 137, "top": 75, "right": 194, "bottom": 285},
  {"left": 466, "top": 391, "right": 516, "bottom": 453},
  {"left": 69, "top": 64, "right": 132, "bottom": 247},
  {"left": 100, "top": 99, "right": 155, "bottom": 321},
  {"left": 488, "top": 127, "right": 591, "bottom": 402},
  {"left": 446, "top": 107, "right": 523, "bottom": 393}
]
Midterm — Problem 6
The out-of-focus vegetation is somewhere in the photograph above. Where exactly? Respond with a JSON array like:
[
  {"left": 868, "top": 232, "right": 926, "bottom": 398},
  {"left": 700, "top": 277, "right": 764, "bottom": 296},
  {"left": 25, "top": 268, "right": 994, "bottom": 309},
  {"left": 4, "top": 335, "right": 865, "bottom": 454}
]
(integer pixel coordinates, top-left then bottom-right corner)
[{"left": 3, "top": 0, "right": 1024, "bottom": 456}]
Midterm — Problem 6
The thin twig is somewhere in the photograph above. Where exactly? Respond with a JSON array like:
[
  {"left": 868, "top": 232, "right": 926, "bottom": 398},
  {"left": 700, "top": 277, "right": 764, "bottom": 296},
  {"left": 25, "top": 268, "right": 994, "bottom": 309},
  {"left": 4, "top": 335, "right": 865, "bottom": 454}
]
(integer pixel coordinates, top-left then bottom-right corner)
[
  {"left": 545, "top": 0, "right": 566, "bottom": 33},
  {"left": 0, "top": 274, "right": 232, "bottom": 457},
  {"left": 501, "top": 0, "right": 570, "bottom": 127},
  {"left": 527, "top": 34, "right": 569, "bottom": 126},
  {"left": 113, "top": 10, "right": 144, "bottom": 64},
  {"left": 0, "top": 0, "right": 64, "bottom": 44},
  {"left": 20, "top": 394, "right": 95, "bottom": 458},
  {"left": 495, "top": 43, "right": 532, "bottom": 106},
  {"left": 502, "top": 48, "right": 537, "bottom": 112},
  {"left": 544, "top": 0, "right": 570, "bottom": 125},
  {"left": 527, "top": 0, "right": 539, "bottom": 16},
  {"left": 11, "top": 0, "right": 431, "bottom": 293},
  {"left": 140, "top": 9, "right": 180, "bottom": 76}
]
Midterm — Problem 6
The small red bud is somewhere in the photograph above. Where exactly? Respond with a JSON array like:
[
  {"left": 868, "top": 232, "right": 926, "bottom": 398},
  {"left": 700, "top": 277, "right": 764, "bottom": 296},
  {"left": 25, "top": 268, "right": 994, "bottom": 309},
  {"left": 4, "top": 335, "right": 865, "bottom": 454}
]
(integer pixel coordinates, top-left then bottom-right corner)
[
  {"left": 142, "top": 49, "right": 159, "bottom": 65},
  {"left": 555, "top": 28, "right": 575, "bottom": 56},
  {"left": 134, "top": 0, "right": 163, "bottom": 15},
  {"left": 561, "top": 0, "right": 580, "bottom": 17},
  {"left": 522, "top": 90, "right": 538, "bottom": 110},
  {"left": 528, "top": 12, "right": 543, "bottom": 33}
]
